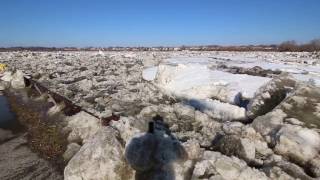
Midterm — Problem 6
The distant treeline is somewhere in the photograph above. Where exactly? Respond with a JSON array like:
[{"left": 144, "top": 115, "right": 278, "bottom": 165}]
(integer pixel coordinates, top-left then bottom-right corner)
[
  {"left": 278, "top": 39, "right": 320, "bottom": 52},
  {"left": 1, "top": 39, "right": 319, "bottom": 52}
]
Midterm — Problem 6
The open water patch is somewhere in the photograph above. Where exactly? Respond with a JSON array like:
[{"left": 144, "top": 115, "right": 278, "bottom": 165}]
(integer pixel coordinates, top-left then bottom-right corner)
[{"left": 0, "top": 94, "right": 22, "bottom": 133}]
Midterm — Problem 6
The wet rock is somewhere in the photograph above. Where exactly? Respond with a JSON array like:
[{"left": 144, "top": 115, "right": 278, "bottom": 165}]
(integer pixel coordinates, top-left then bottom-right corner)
[{"left": 64, "top": 127, "right": 134, "bottom": 180}]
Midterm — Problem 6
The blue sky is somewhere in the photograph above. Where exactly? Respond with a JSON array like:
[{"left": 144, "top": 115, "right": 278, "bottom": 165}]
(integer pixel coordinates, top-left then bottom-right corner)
[{"left": 1, "top": 0, "right": 320, "bottom": 47}]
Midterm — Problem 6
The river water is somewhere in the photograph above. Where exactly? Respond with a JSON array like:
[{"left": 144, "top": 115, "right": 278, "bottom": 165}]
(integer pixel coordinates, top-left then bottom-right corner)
[{"left": 0, "top": 94, "right": 21, "bottom": 132}]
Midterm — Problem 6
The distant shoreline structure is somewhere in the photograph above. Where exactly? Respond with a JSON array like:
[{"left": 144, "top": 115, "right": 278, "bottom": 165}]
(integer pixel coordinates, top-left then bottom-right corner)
[{"left": 1, "top": 39, "right": 320, "bottom": 52}]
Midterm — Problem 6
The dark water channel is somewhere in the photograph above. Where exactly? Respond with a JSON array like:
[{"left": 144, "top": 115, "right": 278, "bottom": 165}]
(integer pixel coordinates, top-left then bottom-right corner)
[{"left": 0, "top": 94, "right": 22, "bottom": 133}]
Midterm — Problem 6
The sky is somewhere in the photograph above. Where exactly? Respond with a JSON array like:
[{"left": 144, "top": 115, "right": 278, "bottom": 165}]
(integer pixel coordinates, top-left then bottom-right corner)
[{"left": 1, "top": 0, "right": 320, "bottom": 47}]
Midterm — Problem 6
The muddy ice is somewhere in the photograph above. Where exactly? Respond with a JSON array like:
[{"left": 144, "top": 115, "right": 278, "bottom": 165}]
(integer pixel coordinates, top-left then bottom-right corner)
[{"left": 0, "top": 50, "right": 320, "bottom": 180}]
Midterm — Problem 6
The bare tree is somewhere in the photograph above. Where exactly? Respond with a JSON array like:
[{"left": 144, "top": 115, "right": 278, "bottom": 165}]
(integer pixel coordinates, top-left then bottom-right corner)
[{"left": 278, "top": 40, "right": 298, "bottom": 52}]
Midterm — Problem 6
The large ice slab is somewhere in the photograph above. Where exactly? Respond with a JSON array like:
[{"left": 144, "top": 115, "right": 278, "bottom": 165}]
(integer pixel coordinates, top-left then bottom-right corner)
[
  {"left": 187, "top": 98, "right": 247, "bottom": 121},
  {"left": 142, "top": 66, "right": 158, "bottom": 81},
  {"left": 155, "top": 63, "right": 271, "bottom": 104},
  {"left": 165, "top": 57, "right": 215, "bottom": 65}
]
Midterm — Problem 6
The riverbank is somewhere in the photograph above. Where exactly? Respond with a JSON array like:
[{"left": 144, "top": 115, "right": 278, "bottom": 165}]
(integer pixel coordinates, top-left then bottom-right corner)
[
  {"left": 0, "top": 88, "right": 66, "bottom": 179},
  {"left": 0, "top": 128, "right": 63, "bottom": 180}
]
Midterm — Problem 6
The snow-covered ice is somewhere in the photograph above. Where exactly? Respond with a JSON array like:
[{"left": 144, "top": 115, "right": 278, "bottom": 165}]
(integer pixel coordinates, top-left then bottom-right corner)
[
  {"left": 210, "top": 53, "right": 320, "bottom": 86},
  {"left": 153, "top": 62, "right": 271, "bottom": 104}
]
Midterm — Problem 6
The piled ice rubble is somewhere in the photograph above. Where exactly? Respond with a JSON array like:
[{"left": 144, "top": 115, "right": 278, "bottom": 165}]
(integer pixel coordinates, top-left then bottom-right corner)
[
  {"left": 0, "top": 51, "right": 170, "bottom": 117},
  {"left": 1, "top": 51, "right": 320, "bottom": 180},
  {"left": 1, "top": 70, "right": 26, "bottom": 89},
  {"left": 65, "top": 127, "right": 134, "bottom": 180},
  {"left": 151, "top": 63, "right": 271, "bottom": 122}
]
